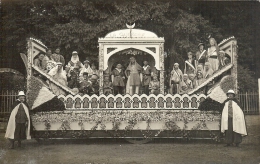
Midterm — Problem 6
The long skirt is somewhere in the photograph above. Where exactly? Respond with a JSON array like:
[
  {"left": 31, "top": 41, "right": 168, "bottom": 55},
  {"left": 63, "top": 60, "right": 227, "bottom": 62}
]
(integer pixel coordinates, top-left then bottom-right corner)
[
  {"left": 14, "top": 123, "right": 26, "bottom": 140},
  {"left": 225, "top": 118, "right": 242, "bottom": 144},
  {"left": 208, "top": 58, "right": 219, "bottom": 72}
]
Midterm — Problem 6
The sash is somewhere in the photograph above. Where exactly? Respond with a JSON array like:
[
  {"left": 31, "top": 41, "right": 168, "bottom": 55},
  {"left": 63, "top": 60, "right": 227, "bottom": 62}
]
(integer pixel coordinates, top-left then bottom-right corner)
[
  {"left": 198, "top": 50, "right": 206, "bottom": 60},
  {"left": 208, "top": 49, "right": 217, "bottom": 57},
  {"left": 143, "top": 65, "right": 150, "bottom": 71},
  {"left": 185, "top": 60, "right": 195, "bottom": 71}
]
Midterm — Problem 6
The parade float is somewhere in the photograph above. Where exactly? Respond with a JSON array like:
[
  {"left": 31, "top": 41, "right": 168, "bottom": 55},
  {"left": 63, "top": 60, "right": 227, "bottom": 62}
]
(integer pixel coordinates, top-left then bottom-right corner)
[{"left": 23, "top": 26, "right": 238, "bottom": 143}]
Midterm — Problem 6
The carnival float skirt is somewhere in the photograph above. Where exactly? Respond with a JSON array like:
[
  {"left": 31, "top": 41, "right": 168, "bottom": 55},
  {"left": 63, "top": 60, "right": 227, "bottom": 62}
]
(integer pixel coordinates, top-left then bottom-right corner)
[{"left": 225, "top": 118, "right": 242, "bottom": 144}]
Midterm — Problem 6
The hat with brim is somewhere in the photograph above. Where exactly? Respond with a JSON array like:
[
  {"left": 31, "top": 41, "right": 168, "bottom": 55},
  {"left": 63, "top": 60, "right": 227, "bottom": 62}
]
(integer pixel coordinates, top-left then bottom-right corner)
[
  {"left": 72, "top": 51, "right": 78, "bottom": 55},
  {"left": 18, "top": 91, "right": 25, "bottom": 97},
  {"left": 174, "top": 63, "right": 179, "bottom": 66},
  {"left": 56, "top": 62, "right": 62, "bottom": 65},
  {"left": 226, "top": 89, "right": 235, "bottom": 96},
  {"left": 198, "top": 43, "right": 204, "bottom": 47}
]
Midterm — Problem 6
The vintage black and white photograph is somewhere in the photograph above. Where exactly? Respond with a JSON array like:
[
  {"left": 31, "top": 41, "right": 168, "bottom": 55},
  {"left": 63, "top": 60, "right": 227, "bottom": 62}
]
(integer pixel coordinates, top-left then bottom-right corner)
[{"left": 0, "top": 0, "right": 260, "bottom": 163}]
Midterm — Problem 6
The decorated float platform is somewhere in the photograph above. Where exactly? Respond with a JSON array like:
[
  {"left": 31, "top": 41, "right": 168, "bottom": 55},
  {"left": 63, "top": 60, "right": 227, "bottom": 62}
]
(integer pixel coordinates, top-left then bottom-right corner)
[{"left": 23, "top": 26, "right": 238, "bottom": 143}]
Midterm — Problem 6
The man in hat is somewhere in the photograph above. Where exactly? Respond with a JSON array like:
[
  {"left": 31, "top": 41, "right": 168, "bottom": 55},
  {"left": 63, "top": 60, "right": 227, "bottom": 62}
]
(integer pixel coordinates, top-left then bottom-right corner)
[
  {"left": 169, "top": 63, "right": 183, "bottom": 94},
  {"left": 5, "top": 91, "right": 31, "bottom": 149},
  {"left": 79, "top": 60, "right": 93, "bottom": 77},
  {"left": 221, "top": 90, "right": 247, "bottom": 147},
  {"left": 195, "top": 43, "right": 207, "bottom": 68}
]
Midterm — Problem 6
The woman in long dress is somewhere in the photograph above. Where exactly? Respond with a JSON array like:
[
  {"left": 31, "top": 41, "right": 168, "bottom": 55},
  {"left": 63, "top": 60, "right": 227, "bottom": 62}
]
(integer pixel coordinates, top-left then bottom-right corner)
[
  {"left": 125, "top": 57, "right": 142, "bottom": 95},
  {"left": 208, "top": 38, "right": 220, "bottom": 72}
]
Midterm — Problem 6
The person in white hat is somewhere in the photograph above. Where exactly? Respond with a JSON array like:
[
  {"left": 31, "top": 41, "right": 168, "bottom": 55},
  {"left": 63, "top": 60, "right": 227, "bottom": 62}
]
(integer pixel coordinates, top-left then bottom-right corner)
[
  {"left": 221, "top": 89, "right": 247, "bottom": 147},
  {"left": 67, "top": 51, "right": 84, "bottom": 75},
  {"left": 79, "top": 59, "right": 93, "bottom": 77},
  {"left": 169, "top": 63, "right": 183, "bottom": 94},
  {"left": 5, "top": 91, "right": 31, "bottom": 149}
]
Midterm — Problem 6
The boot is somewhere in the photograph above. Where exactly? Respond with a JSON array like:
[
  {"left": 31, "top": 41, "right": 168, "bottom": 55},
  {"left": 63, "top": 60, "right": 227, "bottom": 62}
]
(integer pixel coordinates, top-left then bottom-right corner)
[
  {"left": 9, "top": 140, "right": 14, "bottom": 149},
  {"left": 17, "top": 140, "right": 21, "bottom": 147}
]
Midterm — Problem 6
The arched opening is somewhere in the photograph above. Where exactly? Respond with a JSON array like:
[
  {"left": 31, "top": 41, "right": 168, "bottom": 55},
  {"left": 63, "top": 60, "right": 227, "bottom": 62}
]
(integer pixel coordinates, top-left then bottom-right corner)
[{"left": 107, "top": 48, "right": 156, "bottom": 73}]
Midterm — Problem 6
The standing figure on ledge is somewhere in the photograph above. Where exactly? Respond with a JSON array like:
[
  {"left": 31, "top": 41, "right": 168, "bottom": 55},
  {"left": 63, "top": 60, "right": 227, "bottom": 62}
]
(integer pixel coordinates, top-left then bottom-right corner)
[
  {"left": 221, "top": 90, "right": 247, "bottom": 147},
  {"left": 184, "top": 52, "right": 196, "bottom": 75},
  {"left": 111, "top": 63, "right": 125, "bottom": 95},
  {"left": 142, "top": 60, "right": 153, "bottom": 95},
  {"left": 5, "top": 91, "right": 31, "bottom": 149},
  {"left": 169, "top": 63, "right": 183, "bottom": 94},
  {"left": 125, "top": 57, "right": 142, "bottom": 95},
  {"left": 67, "top": 51, "right": 84, "bottom": 75},
  {"left": 149, "top": 74, "right": 160, "bottom": 95},
  {"left": 208, "top": 38, "right": 220, "bottom": 72},
  {"left": 51, "top": 48, "right": 65, "bottom": 67},
  {"left": 195, "top": 43, "right": 207, "bottom": 67}
]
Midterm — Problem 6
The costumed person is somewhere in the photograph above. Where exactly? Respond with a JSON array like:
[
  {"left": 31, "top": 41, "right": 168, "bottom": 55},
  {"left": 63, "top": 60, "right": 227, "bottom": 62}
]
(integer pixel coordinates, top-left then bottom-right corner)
[
  {"left": 89, "top": 63, "right": 99, "bottom": 78},
  {"left": 5, "top": 91, "right": 31, "bottom": 149},
  {"left": 89, "top": 74, "right": 99, "bottom": 95},
  {"left": 179, "top": 74, "right": 193, "bottom": 94},
  {"left": 195, "top": 72, "right": 205, "bottom": 87},
  {"left": 184, "top": 52, "right": 196, "bottom": 75},
  {"left": 33, "top": 53, "right": 45, "bottom": 71},
  {"left": 103, "top": 75, "right": 113, "bottom": 96},
  {"left": 67, "top": 51, "right": 84, "bottom": 75},
  {"left": 68, "top": 71, "right": 79, "bottom": 89},
  {"left": 197, "top": 64, "right": 204, "bottom": 74},
  {"left": 208, "top": 38, "right": 220, "bottom": 72},
  {"left": 218, "top": 50, "right": 231, "bottom": 69},
  {"left": 42, "top": 49, "right": 52, "bottom": 71},
  {"left": 203, "top": 62, "right": 214, "bottom": 79},
  {"left": 125, "top": 57, "right": 143, "bottom": 95},
  {"left": 142, "top": 60, "right": 153, "bottom": 95},
  {"left": 79, "top": 60, "right": 93, "bottom": 77},
  {"left": 195, "top": 43, "right": 207, "bottom": 67},
  {"left": 79, "top": 72, "right": 92, "bottom": 95},
  {"left": 111, "top": 63, "right": 125, "bottom": 95},
  {"left": 221, "top": 90, "right": 247, "bottom": 147},
  {"left": 188, "top": 73, "right": 196, "bottom": 89},
  {"left": 149, "top": 74, "right": 160, "bottom": 95},
  {"left": 48, "top": 62, "right": 68, "bottom": 96},
  {"left": 169, "top": 63, "right": 183, "bottom": 94},
  {"left": 51, "top": 48, "right": 65, "bottom": 67}
]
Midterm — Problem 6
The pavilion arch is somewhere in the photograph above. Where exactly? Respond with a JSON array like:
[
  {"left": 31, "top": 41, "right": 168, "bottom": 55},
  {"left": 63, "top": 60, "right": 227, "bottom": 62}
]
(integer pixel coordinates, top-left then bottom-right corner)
[{"left": 98, "top": 28, "right": 165, "bottom": 95}]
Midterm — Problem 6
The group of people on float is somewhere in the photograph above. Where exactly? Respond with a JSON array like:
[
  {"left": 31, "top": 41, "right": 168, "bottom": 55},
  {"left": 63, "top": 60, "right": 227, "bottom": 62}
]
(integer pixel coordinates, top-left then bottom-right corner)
[
  {"left": 33, "top": 37, "right": 230, "bottom": 96},
  {"left": 169, "top": 37, "right": 230, "bottom": 94},
  {"left": 33, "top": 48, "right": 100, "bottom": 96}
]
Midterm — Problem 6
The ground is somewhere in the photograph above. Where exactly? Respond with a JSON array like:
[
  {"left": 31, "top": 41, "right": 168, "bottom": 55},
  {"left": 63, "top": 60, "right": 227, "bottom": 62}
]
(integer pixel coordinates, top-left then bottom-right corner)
[{"left": 0, "top": 115, "right": 259, "bottom": 164}]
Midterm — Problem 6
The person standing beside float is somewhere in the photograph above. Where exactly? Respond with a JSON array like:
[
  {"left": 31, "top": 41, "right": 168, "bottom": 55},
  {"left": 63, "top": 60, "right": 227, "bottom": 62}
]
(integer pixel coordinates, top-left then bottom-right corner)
[
  {"left": 5, "top": 91, "right": 31, "bottom": 149},
  {"left": 221, "top": 90, "right": 247, "bottom": 147}
]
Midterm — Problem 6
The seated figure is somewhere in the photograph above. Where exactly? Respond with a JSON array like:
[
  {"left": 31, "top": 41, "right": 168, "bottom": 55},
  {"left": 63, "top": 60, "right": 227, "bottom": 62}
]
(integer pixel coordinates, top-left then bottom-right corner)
[
  {"left": 179, "top": 74, "right": 193, "bottom": 94},
  {"left": 149, "top": 74, "right": 160, "bottom": 95},
  {"left": 103, "top": 75, "right": 113, "bottom": 96},
  {"left": 79, "top": 72, "right": 92, "bottom": 95},
  {"left": 89, "top": 74, "right": 99, "bottom": 95},
  {"left": 68, "top": 71, "right": 79, "bottom": 89}
]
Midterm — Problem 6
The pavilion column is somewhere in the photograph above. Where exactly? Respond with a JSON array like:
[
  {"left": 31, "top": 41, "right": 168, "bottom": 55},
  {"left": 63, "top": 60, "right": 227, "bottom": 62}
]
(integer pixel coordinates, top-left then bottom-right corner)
[
  {"left": 99, "top": 43, "right": 104, "bottom": 95},
  {"left": 27, "top": 39, "right": 33, "bottom": 95},
  {"left": 231, "top": 40, "right": 238, "bottom": 93},
  {"left": 159, "top": 43, "right": 165, "bottom": 94}
]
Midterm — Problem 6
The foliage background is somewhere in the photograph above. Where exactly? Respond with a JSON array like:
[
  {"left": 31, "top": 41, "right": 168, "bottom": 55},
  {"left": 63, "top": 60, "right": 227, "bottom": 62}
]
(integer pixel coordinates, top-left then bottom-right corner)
[{"left": 0, "top": 0, "right": 259, "bottom": 91}]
